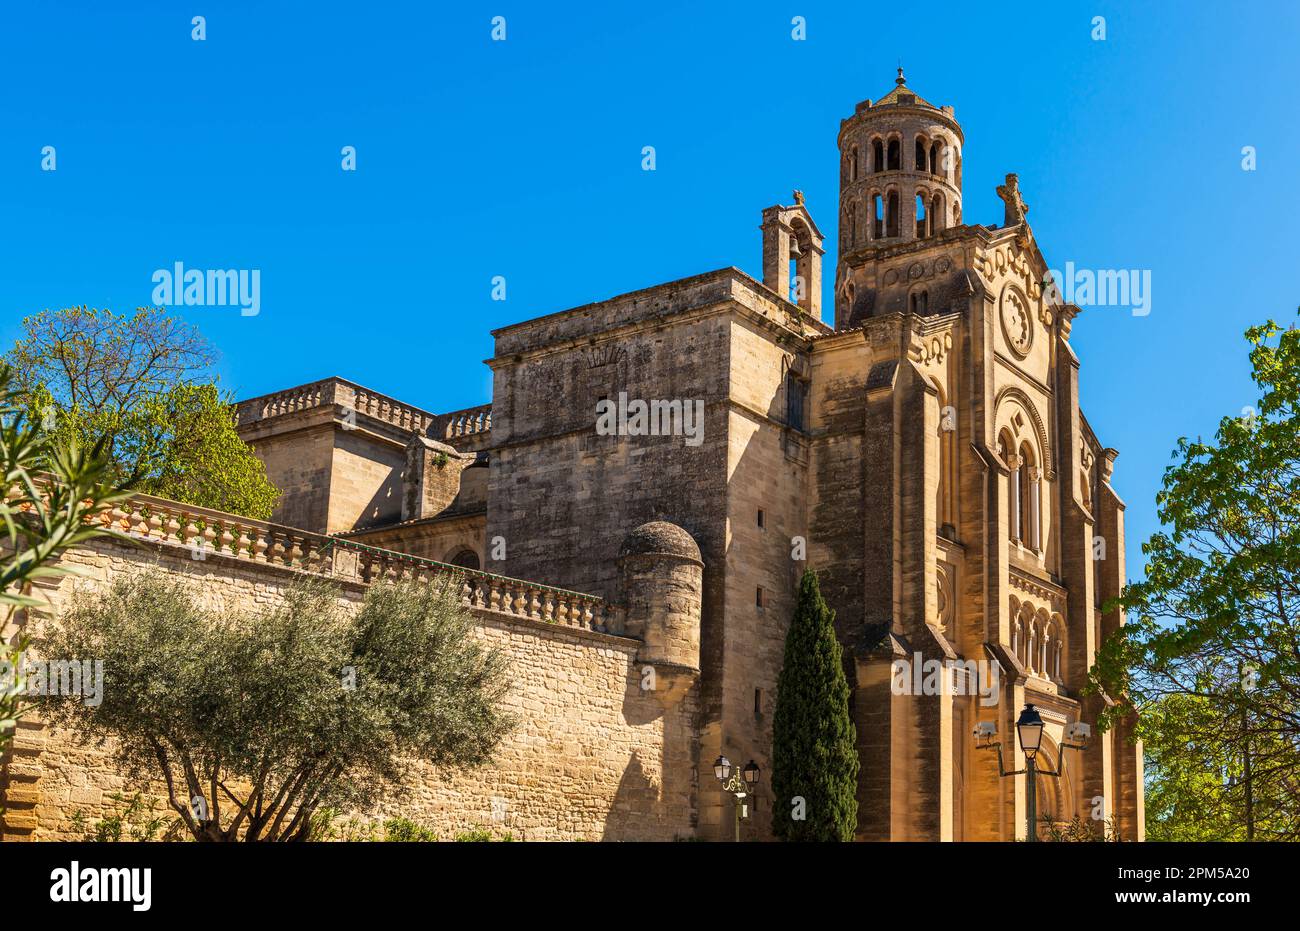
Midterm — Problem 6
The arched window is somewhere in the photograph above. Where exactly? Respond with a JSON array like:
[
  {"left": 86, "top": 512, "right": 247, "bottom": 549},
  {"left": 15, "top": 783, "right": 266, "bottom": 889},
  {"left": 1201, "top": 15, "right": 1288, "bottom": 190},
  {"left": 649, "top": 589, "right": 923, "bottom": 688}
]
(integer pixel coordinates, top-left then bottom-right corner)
[
  {"left": 887, "top": 138, "right": 901, "bottom": 171},
  {"left": 449, "top": 549, "right": 480, "bottom": 570},
  {"left": 930, "top": 141, "right": 942, "bottom": 177},
  {"left": 1043, "top": 619, "right": 1059, "bottom": 681},
  {"left": 886, "top": 191, "right": 899, "bottom": 237},
  {"left": 915, "top": 136, "right": 927, "bottom": 172},
  {"left": 999, "top": 430, "right": 1021, "bottom": 544},
  {"left": 851, "top": 146, "right": 859, "bottom": 181},
  {"left": 1018, "top": 443, "right": 1040, "bottom": 551},
  {"left": 936, "top": 384, "right": 956, "bottom": 534},
  {"left": 909, "top": 290, "right": 928, "bottom": 315},
  {"left": 955, "top": 151, "right": 963, "bottom": 187},
  {"left": 873, "top": 139, "right": 885, "bottom": 173},
  {"left": 931, "top": 192, "right": 945, "bottom": 233},
  {"left": 872, "top": 193, "right": 883, "bottom": 239},
  {"left": 786, "top": 371, "right": 808, "bottom": 431},
  {"left": 915, "top": 193, "right": 929, "bottom": 238}
]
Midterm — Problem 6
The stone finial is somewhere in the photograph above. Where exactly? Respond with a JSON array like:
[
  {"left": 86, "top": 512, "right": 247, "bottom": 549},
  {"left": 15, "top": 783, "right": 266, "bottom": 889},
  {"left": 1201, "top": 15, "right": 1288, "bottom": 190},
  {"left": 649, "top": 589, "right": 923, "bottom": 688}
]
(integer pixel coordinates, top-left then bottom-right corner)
[
  {"left": 997, "top": 173, "right": 1030, "bottom": 227},
  {"left": 793, "top": 189, "right": 805, "bottom": 205},
  {"left": 896, "top": 65, "right": 906, "bottom": 86}
]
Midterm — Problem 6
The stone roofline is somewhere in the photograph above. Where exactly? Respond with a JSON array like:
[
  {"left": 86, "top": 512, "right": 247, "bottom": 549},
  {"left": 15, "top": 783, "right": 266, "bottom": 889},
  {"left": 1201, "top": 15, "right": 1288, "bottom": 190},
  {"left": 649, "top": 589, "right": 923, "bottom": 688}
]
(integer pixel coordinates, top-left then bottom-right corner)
[
  {"left": 489, "top": 266, "right": 832, "bottom": 361},
  {"left": 838, "top": 100, "right": 965, "bottom": 146},
  {"left": 234, "top": 376, "right": 492, "bottom": 442},
  {"left": 839, "top": 219, "right": 1038, "bottom": 267}
]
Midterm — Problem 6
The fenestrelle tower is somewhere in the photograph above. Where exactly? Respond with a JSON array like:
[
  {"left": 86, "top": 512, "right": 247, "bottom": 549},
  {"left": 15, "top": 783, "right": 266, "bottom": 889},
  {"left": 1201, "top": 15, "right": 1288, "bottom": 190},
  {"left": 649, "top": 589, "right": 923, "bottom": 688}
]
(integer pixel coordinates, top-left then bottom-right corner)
[{"left": 835, "top": 69, "right": 964, "bottom": 325}]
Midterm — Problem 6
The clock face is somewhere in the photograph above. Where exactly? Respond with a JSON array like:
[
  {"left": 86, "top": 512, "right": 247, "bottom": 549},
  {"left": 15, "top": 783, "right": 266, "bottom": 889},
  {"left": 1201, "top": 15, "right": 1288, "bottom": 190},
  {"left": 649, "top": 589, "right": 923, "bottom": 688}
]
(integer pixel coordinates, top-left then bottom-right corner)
[{"left": 1000, "top": 286, "right": 1033, "bottom": 356}]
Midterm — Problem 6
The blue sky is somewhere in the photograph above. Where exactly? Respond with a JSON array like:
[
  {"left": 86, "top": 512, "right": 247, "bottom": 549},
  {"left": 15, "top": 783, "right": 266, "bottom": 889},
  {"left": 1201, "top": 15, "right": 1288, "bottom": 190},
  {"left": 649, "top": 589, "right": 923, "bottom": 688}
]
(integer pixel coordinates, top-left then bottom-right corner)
[{"left": 2, "top": 1, "right": 1298, "bottom": 578}]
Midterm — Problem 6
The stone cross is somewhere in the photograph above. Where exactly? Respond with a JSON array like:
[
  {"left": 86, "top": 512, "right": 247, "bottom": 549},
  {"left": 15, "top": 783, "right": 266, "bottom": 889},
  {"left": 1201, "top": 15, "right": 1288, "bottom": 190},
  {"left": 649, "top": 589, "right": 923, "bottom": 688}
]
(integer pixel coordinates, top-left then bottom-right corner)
[{"left": 996, "top": 173, "right": 1029, "bottom": 227}]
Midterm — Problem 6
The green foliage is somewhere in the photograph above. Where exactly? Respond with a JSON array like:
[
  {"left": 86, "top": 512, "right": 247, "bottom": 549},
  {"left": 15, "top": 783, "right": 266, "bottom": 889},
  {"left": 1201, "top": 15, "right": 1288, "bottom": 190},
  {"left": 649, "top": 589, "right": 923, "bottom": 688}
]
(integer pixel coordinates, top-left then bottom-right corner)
[
  {"left": 68, "top": 792, "right": 183, "bottom": 842},
  {"left": 770, "top": 568, "right": 859, "bottom": 841},
  {"left": 307, "top": 813, "right": 511, "bottom": 842},
  {"left": 454, "top": 829, "right": 513, "bottom": 842},
  {"left": 1089, "top": 315, "right": 1300, "bottom": 840},
  {"left": 6, "top": 305, "right": 279, "bottom": 519},
  {"left": 41, "top": 572, "right": 516, "bottom": 841},
  {"left": 1138, "top": 694, "right": 1260, "bottom": 841},
  {"left": 1, "top": 362, "right": 128, "bottom": 757},
  {"left": 1040, "top": 815, "right": 1121, "bottom": 843},
  {"left": 382, "top": 816, "right": 438, "bottom": 842}
]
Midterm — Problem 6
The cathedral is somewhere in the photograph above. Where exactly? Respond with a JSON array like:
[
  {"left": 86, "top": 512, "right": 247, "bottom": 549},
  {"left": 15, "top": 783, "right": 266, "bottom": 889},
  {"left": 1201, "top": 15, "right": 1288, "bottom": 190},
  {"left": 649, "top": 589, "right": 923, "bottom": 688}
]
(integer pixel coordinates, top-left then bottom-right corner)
[
  {"left": 230, "top": 71, "right": 1144, "bottom": 841},
  {"left": 3, "top": 73, "right": 1143, "bottom": 842}
]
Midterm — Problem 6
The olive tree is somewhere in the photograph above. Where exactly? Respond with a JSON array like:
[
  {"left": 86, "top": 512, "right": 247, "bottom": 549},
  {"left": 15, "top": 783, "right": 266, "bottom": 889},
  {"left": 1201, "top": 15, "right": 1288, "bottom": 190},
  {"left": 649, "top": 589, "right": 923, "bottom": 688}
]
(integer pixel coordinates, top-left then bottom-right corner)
[{"left": 42, "top": 572, "right": 515, "bottom": 841}]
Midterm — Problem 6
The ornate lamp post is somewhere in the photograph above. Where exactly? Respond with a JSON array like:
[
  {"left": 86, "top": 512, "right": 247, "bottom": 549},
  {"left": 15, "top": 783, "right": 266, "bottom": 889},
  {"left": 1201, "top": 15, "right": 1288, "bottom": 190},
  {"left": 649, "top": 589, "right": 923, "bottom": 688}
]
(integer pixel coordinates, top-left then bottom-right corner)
[
  {"left": 713, "top": 756, "right": 760, "bottom": 842},
  {"left": 975, "top": 704, "right": 1089, "bottom": 841}
]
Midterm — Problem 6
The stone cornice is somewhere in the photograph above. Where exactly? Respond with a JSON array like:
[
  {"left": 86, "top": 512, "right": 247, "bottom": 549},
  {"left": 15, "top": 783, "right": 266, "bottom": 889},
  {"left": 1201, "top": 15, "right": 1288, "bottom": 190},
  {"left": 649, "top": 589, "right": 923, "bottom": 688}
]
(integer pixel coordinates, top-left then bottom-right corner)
[{"left": 1008, "top": 565, "right": 1068, "bottom": 611}]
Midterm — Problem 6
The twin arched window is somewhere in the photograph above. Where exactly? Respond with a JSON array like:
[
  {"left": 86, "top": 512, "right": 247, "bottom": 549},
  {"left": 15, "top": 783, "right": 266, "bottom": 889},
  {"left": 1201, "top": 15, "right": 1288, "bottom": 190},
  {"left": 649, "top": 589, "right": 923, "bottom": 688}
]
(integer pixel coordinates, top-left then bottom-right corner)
[
  {"left": 1012, "top": 608, "right": 1065, "bottom": 682},
  {"left": 1000, "top": 431, "right": 1042, "bottom": 551},
  {"left": 865, "top": 134, "right": 955, "bottom": 180}
]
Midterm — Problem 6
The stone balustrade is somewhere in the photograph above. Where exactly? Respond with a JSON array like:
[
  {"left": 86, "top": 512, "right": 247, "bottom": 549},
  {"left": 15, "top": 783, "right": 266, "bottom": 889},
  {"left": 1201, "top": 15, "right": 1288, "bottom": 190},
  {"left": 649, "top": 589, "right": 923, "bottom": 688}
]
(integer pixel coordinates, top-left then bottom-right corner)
[
  {"left": 431, "top": 404, "right": 493, "bottom": 439},
  {"left": 93, "top": 493, "right": 622, "bottom": 636},
  {"left": 235, "top": 377, "right": 437, "bottom": 435}
]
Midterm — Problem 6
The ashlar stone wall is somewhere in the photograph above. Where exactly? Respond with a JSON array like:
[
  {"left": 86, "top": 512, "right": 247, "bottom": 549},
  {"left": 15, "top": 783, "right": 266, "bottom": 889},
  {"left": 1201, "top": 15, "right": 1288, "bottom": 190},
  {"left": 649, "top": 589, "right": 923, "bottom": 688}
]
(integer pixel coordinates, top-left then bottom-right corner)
[{"left": 1, "top": 521, "right": 697, "bottom": 842}]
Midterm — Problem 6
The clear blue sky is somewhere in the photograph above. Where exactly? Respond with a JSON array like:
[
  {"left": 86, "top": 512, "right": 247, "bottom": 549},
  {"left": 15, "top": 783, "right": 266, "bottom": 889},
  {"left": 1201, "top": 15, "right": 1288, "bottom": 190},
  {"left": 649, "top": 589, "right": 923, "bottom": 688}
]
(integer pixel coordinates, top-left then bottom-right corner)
[{"left": 3, "top": 1, "right": 1298, "bottom": 579}]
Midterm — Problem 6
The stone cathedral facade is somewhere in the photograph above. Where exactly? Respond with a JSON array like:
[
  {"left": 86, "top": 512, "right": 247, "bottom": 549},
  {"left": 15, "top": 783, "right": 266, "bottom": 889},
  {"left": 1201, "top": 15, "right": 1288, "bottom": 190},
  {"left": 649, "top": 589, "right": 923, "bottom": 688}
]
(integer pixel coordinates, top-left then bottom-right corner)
[{"left": 2, "top": 74, "right": 1143, "bottom": 842}]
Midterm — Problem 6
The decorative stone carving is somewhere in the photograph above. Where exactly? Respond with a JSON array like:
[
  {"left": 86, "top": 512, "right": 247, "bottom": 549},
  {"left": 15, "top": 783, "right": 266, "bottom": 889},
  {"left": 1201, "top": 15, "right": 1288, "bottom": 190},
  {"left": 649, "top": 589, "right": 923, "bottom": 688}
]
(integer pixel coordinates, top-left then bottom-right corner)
[
  {"left": 908, "top": 329, "right": 953, "bottom": 365},
  {"left": 935, "top": 560, "right": 955, "bottom": 632},
  {"left": 999, "top": 283, "right": 1033, "bottom": 357},
  {"left": 587, "top": 344, "right": 627, "bottom": 368}
]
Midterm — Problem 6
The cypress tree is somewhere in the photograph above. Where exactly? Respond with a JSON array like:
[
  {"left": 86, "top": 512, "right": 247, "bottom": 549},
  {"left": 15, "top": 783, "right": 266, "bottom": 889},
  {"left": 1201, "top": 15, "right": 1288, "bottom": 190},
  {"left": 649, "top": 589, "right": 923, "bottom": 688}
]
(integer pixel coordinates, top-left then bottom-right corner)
[{"left": 770, "top": 568, "right": 859, "bottom": 841}]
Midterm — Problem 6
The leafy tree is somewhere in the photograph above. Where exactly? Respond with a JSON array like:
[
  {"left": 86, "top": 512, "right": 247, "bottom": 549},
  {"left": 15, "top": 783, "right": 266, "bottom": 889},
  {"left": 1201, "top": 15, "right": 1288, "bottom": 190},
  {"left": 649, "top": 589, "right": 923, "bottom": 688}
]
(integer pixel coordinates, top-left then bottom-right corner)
[
  {"left": 1, "top": 363, "right": 127, "bottom": 756},
  {"left": 1090, "top": 316, "right": 1300, "bottom": 840},
  {"left": 770, "top": 568, "right": 859, "bottom": 841},
  {"left": 1138, "top": 694, "right": 1262, "bottom": 841},
  {"left": 6, "top": 305, "right": 278, "bottom": 519},
  {"left": 41, "top": 572, "right": 515, "bottom": 841}
]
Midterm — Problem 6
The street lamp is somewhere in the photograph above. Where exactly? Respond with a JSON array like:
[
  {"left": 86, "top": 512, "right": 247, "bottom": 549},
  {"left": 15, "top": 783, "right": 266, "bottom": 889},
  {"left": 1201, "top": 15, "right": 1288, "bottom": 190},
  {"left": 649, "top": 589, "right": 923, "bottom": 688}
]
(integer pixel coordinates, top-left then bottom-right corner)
[
  {"left": 975, "top": 704, "right": 1089, "bottom": 841},
  {"left": 1016, "top": 704, "right": 1045, "bottom": 760},
  {"left": 714, "top": 755, "right": 760, "bottom": 842}
]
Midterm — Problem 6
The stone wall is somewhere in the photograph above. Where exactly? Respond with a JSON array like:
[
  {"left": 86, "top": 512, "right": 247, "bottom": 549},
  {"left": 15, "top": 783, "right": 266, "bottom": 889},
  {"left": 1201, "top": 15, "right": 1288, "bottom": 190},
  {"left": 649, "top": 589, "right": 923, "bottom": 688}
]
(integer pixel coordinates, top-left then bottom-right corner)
[{"left": 0, "top": 496, "right": 697, "bottom": 842}]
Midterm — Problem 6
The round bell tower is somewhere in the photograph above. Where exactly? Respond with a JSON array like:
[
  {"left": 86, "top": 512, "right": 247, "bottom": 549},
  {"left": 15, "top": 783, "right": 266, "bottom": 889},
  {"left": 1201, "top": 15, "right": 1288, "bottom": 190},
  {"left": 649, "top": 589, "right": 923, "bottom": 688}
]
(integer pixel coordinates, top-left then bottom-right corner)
[{"left": 836, "top": 69, "right": 964, "bottom": 255}]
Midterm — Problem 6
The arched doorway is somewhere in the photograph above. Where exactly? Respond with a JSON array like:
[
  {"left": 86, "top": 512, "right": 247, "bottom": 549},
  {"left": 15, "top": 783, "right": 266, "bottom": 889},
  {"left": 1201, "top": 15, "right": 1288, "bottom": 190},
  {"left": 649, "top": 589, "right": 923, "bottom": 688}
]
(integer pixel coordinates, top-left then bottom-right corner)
[{"left": 1032, "top": 736, "right": 1075, "bottom": 838}]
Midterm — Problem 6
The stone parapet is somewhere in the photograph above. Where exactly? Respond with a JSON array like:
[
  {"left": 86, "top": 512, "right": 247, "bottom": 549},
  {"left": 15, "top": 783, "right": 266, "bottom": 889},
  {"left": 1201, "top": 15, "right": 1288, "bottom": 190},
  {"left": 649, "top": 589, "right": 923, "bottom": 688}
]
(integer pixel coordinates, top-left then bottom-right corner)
[{"left": 91, "top": 492, "right": 624, "bottom": 636}]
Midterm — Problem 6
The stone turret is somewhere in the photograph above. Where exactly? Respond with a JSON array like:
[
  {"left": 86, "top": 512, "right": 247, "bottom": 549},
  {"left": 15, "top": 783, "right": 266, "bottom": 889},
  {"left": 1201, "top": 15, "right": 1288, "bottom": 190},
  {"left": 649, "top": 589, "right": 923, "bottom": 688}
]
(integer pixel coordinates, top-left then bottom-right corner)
[
  {"left": 618, "top": 521, "right": 703, "bottom": 674},
  {"left": 836, "top": 69, "right": 963, "bottom": 255}
]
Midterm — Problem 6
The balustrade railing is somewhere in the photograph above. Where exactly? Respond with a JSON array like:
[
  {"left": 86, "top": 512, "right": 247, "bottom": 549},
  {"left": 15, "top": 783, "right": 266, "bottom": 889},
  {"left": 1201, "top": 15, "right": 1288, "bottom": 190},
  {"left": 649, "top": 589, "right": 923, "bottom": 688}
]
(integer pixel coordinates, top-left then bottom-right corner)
[
  {"left": 92, "top": 493, "right": 619, "bottom": 635},
  {"left": 235, "top": 378, "right": 438, "bottom": 435},
  {"left": 431, "top": 404, "right": 492, "bottom": 440}
]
